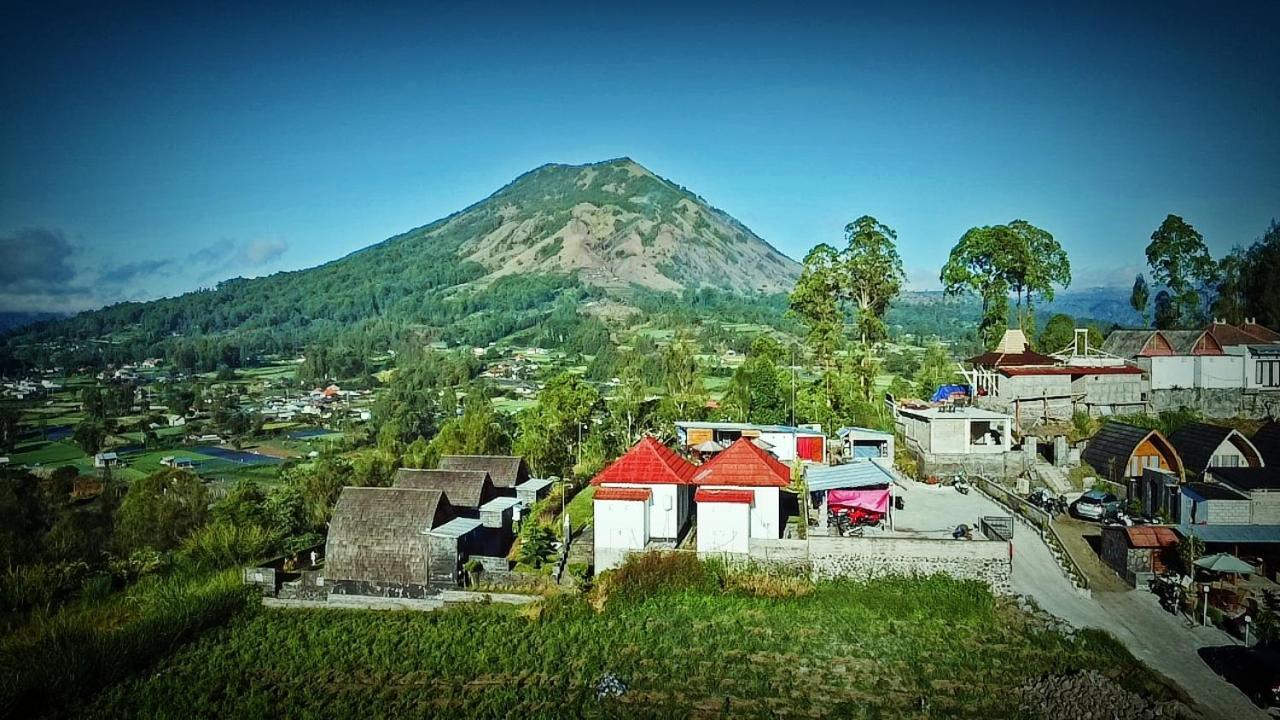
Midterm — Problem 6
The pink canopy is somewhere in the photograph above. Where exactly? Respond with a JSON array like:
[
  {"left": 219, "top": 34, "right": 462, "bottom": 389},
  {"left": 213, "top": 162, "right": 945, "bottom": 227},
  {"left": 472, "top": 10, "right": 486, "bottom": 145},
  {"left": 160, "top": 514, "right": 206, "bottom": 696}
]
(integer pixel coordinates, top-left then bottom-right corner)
[{"left": 827, "top": 488, "right": 890, "bottom": 513}]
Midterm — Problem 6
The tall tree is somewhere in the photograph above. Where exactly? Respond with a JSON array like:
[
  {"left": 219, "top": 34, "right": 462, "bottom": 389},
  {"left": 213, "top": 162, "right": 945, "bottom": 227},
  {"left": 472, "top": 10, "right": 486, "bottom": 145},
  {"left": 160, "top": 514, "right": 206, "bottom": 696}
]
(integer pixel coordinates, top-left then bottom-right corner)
[
  {"left": 1145, "top": 214, "right": 1215, "bottom": 327},
  {"left": 1130, "top": 273, "right": 1150, "bottom": 327},
  {"left": 787, "top": 244, "right": 843, "bottom": 377},
  {"left": 1211, "top": 247, "right": 1249, "bottom": 325},
  {"left": 114, "top": 468, "right": 209, "bottom": 553},
  {"left": 1240, "top": 220, "right": 1280, "bottom": 327},
  {"left": 1153, "top": 290, "right": 1180, "bottom": 330},
  {"left": 841, "top": 216, "right": 906, "bottom": 348},
  {"left": 941, "top": 220, "right": 1069, "bottom": 347},
  {"left": 513, "top": 373, "right": 600, "bottom": 478}
]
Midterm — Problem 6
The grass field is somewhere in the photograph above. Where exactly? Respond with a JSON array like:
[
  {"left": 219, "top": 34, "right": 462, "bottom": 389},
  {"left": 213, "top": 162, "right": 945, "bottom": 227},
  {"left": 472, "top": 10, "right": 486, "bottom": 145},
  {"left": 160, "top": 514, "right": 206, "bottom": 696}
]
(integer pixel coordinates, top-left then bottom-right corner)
[
  {"left": 9, "top": 441, "right": 85, "bottom": 465},
  {"left": 561, "top": 484, "right": 595, "bottom": 539},
  {"left": 77, "top": 567, "right": 1179, "bottom": 719}
]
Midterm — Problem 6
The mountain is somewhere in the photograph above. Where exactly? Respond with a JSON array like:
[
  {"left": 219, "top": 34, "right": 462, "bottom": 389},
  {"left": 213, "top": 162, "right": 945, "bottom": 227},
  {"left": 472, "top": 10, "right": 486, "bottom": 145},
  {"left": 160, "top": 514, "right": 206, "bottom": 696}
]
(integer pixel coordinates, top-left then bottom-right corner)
[
  {"left": 3, "top": 159, "right": 799, "bottom": 366},
  {"left": 441, "top": 158, "right": 799, "bottom": 293}
]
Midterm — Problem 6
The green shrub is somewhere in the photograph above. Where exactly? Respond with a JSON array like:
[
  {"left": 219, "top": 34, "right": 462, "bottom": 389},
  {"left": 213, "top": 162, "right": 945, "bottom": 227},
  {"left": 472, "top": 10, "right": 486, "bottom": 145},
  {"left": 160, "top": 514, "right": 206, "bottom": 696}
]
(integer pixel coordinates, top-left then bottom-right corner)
[
  {"left": 0, "top": 564, "right": 61, "bottom": 613},
  {"left": 179, "top": 523, "right": 274, "bottom": 570},
  {"left": 593, "top": 551, "right": 714, "bottom": 606}
]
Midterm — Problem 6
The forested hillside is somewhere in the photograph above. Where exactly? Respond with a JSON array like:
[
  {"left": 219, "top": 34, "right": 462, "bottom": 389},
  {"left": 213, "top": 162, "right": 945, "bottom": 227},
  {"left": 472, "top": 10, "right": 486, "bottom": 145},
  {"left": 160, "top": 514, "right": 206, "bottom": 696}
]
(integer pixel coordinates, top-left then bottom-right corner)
[{"left": 2, "top": 159, "right": 800, "bottom": 371}]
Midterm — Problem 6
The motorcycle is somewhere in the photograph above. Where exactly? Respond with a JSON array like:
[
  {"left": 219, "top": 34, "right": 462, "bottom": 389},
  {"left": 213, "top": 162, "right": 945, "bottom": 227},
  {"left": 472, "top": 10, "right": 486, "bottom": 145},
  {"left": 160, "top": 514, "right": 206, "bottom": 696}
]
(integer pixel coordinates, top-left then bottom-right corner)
[
  {"left": 953, "top": 477, "right": 971, "bottom": 494},
  {"left": 828, "top": 506, "right": 885, "bottom": 536},
  {"left": 1027, "top": 488, "right": 1068, "bottom": 517}
]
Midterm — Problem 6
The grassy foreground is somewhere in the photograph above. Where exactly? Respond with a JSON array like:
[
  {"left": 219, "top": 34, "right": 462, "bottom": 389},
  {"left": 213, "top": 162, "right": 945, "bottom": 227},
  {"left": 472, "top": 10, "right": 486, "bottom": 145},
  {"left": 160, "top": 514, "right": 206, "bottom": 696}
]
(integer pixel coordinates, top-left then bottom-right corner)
[{"left": 79, "top": 556, "right": 1180, "bottom": 719}]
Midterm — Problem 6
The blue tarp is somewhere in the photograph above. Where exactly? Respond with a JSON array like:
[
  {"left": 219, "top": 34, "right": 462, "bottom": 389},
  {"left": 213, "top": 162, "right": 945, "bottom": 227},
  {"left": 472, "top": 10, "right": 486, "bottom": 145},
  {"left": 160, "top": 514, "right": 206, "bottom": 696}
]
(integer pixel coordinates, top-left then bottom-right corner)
[{"left": 930, "top": 384, "right": 970, "bottom": 403}]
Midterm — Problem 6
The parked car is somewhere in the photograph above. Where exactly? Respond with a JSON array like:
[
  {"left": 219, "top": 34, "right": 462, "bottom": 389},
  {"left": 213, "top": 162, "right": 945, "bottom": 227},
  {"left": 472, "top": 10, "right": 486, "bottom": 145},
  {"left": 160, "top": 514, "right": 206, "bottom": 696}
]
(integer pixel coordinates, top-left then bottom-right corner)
[{"left": 1072, "top": 489, "right": 1121, "bottom": 521}]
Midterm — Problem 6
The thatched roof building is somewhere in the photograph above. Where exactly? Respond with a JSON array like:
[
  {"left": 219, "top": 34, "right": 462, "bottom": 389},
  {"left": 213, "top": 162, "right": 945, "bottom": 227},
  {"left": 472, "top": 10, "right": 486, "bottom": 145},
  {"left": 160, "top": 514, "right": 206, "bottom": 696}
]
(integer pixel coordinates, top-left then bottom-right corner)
[
  {"left": 394, "top": 468, "right": 497, "bottom": 511},
  {"left": 325, "top": 487, "right": 453, "bottom": 586},
  {"left": 438, "top": 455, "right": 530, "bottom": 489}
]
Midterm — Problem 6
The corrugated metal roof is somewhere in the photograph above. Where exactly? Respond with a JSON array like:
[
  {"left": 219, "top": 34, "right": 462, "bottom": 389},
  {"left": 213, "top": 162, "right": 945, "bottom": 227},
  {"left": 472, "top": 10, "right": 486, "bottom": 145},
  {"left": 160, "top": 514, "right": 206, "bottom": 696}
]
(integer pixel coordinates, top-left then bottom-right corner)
[
  {"left": 1124, "top": 526, "right": 1180, "bottom": 548},
  {"left": 695, "top": 488, "right": 754, "bottom": 504},
  {"left": 1176, "top": 524, "right": 1280, "bottom": 544},
  {"left": 479, "top": 496, "right": 520, "bottom": 512},
  {"left": 836, "top": 426, "right": 893, "bottom": 438},
  {"left": 675, "top": 421, "right": 824, "bottom": 435},
  {"left": 997, "top": 365, "right": 1142, "bottom": 376},
  {"left": 427, "top": 517, "right": 483, "bottom": 538},
  {"left": 805, "top": 461, "right": 895, "bottom": 492},
  {"left": 594, "top": 486, "right": 652, "bottom": 502},
  {"left": 516, "top": 478, "right": 553, "bottom": 492}
]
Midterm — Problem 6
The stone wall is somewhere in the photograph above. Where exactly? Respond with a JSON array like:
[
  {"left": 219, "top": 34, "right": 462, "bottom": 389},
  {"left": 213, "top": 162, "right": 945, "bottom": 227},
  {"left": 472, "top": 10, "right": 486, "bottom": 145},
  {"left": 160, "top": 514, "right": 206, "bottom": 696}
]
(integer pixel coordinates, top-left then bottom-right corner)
[
  {"left": 912, "top": 448, "right": 1030, "bottom": 482},
  {"left": 699, "top": 536, "right": 1013, "bottom": 593},
  {"left": 806, "top": 536, "right": 1012, "bottom": 594},
  {"left": 1151, "top": 387, "right": 1280, "bottom": 419}
]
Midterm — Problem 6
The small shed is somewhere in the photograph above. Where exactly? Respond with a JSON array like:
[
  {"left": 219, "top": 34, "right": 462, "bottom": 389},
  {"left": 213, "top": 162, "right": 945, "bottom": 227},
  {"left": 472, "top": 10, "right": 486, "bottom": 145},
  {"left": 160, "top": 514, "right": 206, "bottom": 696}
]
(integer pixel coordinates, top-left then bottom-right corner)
[
  {"left": 805, "top": 461, "right": 896, "bottom": 529},
  {"left": 591, "top": 436, "right": 698, "bottom": 541},
  {"left": 1082, "top": 422, "right": 1183, "bottom": 484},
  {"left": 437, "top": 455, "right": 530, "bottom": 492},
  {"left": 1168, "top": 422, "right": 1264, "bottom": 479},
  {"left": 1100, "top": 525, "right": 1180, "bottom": 587},
  {"left": 592, "top": 486, "right": 652, "bottom": 571},
  {"left": 514, "top": 478, "right": 553, "bottom": 508},
  {"left": 394, "top": 468, "right": 498, "bottom": 517},
  {"left": 93, "top": 452, "right": 120, "bottom": 468},
  {"left": 836, "top": 426, "right": 894, "bottom": 462},
  {"left": 324, "top": 486, "right": 459, "bottom": 597}
]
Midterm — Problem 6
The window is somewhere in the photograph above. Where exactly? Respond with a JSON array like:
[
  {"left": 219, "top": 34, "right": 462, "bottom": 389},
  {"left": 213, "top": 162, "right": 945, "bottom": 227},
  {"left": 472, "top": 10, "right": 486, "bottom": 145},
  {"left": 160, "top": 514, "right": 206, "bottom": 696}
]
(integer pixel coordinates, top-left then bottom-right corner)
[
  {"left": 1210, "top": 454, "right": 1240, "bottom": 468},
  {"left": 1258, "top": 360, "right": 1280, "bottom": 387}
]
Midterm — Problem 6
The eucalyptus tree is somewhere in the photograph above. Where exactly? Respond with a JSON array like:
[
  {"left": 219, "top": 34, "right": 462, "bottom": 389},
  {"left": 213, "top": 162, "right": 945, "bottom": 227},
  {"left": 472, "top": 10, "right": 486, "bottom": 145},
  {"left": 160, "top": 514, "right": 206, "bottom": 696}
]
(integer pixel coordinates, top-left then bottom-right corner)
[
  {"left": 1130, "top": 273, "right": 1150, "bottom": 327},
  {"left": 1145, "top": 214, "right": 1215, "bottom": 327}
]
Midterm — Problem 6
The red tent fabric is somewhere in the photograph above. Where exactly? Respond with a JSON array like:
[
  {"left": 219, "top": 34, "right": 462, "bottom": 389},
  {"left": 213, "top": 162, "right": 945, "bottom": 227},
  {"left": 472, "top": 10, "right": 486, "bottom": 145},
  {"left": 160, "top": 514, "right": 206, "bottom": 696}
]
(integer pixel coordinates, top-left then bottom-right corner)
[
  {"left": 692, "top": 438, "right": 791, "bottom": 487},
  {"left": 827, "top": 488, "right": 890, "bottom": 513},
  {"left": 796, "top": 435, "right": 824, "bottom": 462},
  {"left": 591, "top": 436, "right": 698, "bottom": 486}
]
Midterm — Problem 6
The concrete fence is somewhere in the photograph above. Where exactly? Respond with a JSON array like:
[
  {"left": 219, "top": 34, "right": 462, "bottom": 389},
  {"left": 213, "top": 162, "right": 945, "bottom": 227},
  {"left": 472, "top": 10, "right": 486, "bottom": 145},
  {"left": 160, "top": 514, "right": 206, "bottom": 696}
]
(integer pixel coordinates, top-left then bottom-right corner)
[{"left": 699, "top": 535, "right": 1013, "bottom": 594}]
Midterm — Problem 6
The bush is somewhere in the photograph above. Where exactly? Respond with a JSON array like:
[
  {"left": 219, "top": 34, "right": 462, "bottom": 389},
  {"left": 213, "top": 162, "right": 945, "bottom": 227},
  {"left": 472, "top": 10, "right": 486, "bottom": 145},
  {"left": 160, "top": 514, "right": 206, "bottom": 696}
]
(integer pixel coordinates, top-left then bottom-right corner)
[
  {"left": 0, "top": 564, "right": 61, "bottom": 613},
  {"left": 592, "top": 552, "right": 715, "bottom": 607},
  {"left": 517, "top": 524, "right": 555, "bottom": 569},
  {"left": 179, "top": 523, "right": 274, "bottom": 570}
]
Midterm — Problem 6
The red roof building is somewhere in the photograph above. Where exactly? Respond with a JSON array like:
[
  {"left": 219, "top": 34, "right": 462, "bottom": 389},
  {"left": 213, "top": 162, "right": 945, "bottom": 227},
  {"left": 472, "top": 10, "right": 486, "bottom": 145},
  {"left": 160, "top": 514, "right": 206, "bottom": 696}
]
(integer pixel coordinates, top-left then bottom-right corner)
[
  {"left": 590, "top": 436, "right": 697, "bottom": 486},
  {"left": 692, "top": 438, "right": 791, "bottom": 487}
]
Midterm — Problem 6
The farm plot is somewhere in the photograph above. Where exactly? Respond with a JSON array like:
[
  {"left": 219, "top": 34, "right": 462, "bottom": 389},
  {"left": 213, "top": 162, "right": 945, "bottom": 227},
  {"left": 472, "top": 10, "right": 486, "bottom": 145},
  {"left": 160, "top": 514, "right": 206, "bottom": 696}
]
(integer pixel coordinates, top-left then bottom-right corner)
[{"left": 80, "top": 571, "right": 1183, "bottom": 719}]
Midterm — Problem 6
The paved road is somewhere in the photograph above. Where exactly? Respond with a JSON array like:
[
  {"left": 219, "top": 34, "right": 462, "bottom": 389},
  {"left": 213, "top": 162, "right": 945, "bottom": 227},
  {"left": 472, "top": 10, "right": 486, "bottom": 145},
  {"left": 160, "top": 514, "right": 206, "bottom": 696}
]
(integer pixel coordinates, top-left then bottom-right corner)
[{"left": 899, "top": 480, "right": 1266, "bottom": 720}]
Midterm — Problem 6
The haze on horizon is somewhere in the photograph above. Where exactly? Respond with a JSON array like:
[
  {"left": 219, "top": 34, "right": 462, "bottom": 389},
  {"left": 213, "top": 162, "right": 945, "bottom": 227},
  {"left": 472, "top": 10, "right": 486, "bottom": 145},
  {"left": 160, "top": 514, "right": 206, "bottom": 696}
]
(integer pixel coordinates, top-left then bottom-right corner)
[{"left": 2, "top": 0, "right": 1277, "bottom": 314}]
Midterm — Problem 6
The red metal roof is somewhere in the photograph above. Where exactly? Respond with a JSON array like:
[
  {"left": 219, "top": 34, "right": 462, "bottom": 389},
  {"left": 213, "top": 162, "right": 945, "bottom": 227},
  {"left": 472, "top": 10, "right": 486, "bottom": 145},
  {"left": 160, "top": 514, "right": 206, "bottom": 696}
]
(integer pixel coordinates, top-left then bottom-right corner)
[
  {"left": 593, "top": 486, "right": 652, "bottom": 502},
  {"left": 1124, "top": 526, "right": 1180, "bottom": 549},
  {"left": 998, "top": 365, "right": 1144, "bottom": 377},
  {"left": 694, "top": 488, "right": 755, "bottom": 504},
  {"left": 967, "top": 349, "right": 1058, "bottom": 367},
  {"left": 1242, "top": 322, "right": 1280, "bottom": 343},
  {"left": 1208, "top": 322, "right": 1265, "bottom": 348},
  {"left": 692, "top": 437, "right": 792, "bottom": 487},
  {"left": 590, "top": 436, "right": 698, "bottom": 486}
]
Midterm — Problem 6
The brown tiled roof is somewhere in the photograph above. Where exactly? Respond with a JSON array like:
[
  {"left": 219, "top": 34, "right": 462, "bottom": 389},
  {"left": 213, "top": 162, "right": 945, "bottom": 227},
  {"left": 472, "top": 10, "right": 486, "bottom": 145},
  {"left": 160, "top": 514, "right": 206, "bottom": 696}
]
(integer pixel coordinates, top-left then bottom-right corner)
[
  {"left": 394, "top": 468, "right": 496, "bottom": 509},
  {"left": 966, "top": 349, "right": 1058, "bottom": 367},
  {"left": 1207, "top": 322, "right": 1264, "bottom": 348},
  {"left": 437, "top": 455, "right": 530, "bottom": 489},
  {"left": 325, "top": 487, "right": 452, "bottom": 585},
  {"left": 1242, "top": 322, "right": 1280, "bottom": 343}
]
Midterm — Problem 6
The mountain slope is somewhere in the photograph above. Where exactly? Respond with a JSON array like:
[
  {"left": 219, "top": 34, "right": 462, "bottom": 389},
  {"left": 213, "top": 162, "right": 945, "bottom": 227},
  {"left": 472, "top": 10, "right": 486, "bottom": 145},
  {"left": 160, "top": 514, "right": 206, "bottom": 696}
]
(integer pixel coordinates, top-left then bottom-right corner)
[{"left": 443, "top": 158, "right": 798, "bottom": 293}]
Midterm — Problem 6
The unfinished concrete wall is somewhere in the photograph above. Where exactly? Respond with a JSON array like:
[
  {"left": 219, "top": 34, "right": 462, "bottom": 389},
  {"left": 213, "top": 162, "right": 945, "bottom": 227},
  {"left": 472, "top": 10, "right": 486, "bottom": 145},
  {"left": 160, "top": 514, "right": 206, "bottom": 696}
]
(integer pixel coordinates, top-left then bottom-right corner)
[{"left": 1250, "top": 491, "right": 1280, "bottom": 525}]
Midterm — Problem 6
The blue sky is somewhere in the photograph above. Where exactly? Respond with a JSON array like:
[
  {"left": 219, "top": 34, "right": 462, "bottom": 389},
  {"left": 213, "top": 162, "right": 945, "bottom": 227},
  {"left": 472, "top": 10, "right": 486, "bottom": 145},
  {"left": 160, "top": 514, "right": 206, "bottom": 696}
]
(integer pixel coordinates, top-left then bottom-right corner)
[{"left": 2, "top": 1, "right": 1277, "bottom": 312}]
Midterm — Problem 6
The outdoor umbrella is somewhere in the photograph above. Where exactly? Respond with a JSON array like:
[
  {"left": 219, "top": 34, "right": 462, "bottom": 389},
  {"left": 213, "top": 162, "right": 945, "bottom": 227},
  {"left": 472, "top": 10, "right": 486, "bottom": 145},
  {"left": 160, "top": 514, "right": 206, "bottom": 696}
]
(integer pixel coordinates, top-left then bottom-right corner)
[
  {"left": 692, "top": 440, "right": 725, "bottom": 453},
  {"left": 1193, "top": 552, "right": 1255, "bottom": 575}
]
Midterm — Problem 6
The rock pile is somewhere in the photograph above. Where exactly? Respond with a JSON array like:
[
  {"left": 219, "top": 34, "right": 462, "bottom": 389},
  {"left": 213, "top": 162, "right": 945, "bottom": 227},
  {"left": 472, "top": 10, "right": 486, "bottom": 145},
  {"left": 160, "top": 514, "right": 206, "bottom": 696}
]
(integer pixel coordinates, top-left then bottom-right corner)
[{"left": 1018, "top": 671, "right": 1181, "bottom": 720}]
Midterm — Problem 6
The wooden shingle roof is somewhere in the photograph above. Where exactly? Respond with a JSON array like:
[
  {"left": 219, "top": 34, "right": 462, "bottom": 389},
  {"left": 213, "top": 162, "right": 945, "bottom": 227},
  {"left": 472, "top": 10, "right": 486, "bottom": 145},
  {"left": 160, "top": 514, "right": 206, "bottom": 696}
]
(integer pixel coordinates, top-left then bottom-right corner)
[
  {"left": 1253, "top": 421, "right": 1280, "bottom": 467},
  {"left": 1101, "top": 330, "right": 1159, "bottom": 359},
  {"left": 1168, "top": 422, "right": 1261, "bottom": 478},
  {"left": 394, "top": 468, "right": 496, "bottom": 509},
  {"left": 1082, "top": 422, "right": 1182, "bottom": 479},
  {"left": 325, "top": 487, "right": 452, "bottom": 585},
  {"left": 437, "top": 455, "right": 530, "bottom": 489}
]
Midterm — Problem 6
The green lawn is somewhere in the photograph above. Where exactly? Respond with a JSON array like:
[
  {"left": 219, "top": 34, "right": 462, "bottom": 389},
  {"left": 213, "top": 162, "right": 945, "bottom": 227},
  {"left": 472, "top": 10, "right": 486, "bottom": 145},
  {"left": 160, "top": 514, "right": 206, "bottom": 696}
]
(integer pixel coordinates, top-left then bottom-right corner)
[
  {"left": 10, "top": 441, "right": 85, "bottom": 465},
  {"left": 560, "top": 484, "right": 595, "bottom": 539},
  {"left": 76, "top": 569, "right": 1181, "bottom": 719}
]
